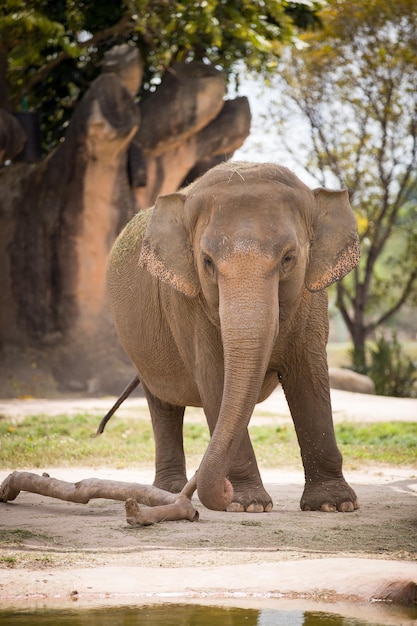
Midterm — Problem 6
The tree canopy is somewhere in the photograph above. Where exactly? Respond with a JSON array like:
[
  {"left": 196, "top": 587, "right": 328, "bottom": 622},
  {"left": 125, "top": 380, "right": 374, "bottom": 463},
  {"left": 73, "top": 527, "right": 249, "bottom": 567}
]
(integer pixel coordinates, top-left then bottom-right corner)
[
  {"left": 268, "top": 0, "right": 417, "bottom": 368},
  {"left": 0, "top": 0, "right": 323, "bottom": 149}
]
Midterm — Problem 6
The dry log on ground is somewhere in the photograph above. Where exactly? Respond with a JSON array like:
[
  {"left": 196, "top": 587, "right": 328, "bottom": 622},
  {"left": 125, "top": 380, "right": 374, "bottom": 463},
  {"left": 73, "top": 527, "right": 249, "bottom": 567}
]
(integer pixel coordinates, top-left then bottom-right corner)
[
  {"left": 0, "top": 471, "right": 198, "bottom": 526},
  {"left": 125, "top": 495, "right": 198, "bottom": 526}
]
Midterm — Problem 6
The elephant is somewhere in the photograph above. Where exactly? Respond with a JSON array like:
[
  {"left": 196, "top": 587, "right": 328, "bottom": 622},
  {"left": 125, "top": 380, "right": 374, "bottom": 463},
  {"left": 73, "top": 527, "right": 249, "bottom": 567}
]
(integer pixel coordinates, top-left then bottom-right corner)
[{"left": 106, "top": 161, "right": 360, "bottom": 513}]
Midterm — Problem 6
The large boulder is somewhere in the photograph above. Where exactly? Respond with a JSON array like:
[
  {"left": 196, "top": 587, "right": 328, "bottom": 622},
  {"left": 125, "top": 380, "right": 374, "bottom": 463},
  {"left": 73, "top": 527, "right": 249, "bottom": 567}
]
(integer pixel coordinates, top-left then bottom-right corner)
[{"left": 329, "top": 367, "right": 375, "bottom": 395}]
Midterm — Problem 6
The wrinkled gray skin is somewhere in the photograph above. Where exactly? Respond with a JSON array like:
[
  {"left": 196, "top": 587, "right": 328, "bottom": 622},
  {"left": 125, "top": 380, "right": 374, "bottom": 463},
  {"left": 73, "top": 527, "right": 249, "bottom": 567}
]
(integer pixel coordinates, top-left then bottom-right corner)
[{"left": 107, "top": 162, "right": 360, "bottom": 513}]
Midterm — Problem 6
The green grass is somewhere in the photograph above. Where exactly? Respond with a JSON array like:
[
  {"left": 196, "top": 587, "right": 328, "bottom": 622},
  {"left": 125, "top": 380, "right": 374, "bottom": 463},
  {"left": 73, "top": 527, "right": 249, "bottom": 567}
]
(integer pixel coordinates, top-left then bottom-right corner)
[
  {"left": 251, "top": 422, "right": 417, "bottom": 468},
  {"left": 0, "top": 529, "right": 51, "bottom": 545},
  {"left": 1, "top": 412, "right": 416, "bottom": 470},
  {"left": 0, "top": 556, "right": 17, "bottom": 568},
  {"left": 335, "top": 422, "right": 417, "bottom": 466},
  {"left": 0, "top": 412, "right": 158, "bottom": 469}
]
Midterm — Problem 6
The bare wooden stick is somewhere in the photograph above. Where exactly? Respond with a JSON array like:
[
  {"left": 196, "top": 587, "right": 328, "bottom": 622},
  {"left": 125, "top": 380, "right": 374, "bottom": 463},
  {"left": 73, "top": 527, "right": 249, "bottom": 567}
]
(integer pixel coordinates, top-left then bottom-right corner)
[
  {"left": 125, "top": 496, "right": 199, "bottom": 526},
  {"left": 0, "top": 471, "right": 199, "bottom": 526}
]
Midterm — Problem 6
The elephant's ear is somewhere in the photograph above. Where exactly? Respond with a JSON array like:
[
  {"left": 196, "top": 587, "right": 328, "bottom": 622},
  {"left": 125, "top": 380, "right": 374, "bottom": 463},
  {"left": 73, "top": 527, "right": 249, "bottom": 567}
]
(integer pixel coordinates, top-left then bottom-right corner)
[
  {"left": 305, "top": 188, "right": 360, "bottom": 292},
  {"left": 139, "top": 193, "right": 199, "bottom": 297}
]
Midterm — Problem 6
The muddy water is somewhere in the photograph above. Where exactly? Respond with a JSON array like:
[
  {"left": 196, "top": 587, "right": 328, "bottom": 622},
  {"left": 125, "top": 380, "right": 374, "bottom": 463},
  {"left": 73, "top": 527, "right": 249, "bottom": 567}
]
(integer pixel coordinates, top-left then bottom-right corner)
[{"left": 1, "top": 604, "right": 416, "bottom": 625}]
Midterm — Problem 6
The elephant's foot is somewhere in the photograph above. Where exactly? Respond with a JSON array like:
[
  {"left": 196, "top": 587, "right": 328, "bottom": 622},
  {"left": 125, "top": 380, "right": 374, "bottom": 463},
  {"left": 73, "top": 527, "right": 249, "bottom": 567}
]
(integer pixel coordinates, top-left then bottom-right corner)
[
  {"left": 301, "top": 476, "right": 359, "bottom": 512},
  {"left": 226, "top": 477, "right": 273, "bottom": 513},
  {"left": 153, "top": 471, "right": 188, "bottom": 494}
]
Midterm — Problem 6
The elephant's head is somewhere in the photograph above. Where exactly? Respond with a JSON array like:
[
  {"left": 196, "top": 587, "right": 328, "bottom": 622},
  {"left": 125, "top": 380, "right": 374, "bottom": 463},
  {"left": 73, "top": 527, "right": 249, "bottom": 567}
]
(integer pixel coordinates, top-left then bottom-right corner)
[{"left": 139, "top": 162, "right": 359, "bottom": 511}]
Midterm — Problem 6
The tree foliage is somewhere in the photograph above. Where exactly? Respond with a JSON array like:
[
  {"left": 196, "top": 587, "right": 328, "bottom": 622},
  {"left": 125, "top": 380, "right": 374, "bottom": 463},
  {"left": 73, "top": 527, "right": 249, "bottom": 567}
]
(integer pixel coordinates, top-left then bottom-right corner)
[
  {"left": 269, "top": 0, "right": 417, "bottom": 368},
  {"left": 361, "top": 331, "right": 417, "bottom": 397},
  {"left": 0, "top": 0, "right": 323, "bottom": 149}
]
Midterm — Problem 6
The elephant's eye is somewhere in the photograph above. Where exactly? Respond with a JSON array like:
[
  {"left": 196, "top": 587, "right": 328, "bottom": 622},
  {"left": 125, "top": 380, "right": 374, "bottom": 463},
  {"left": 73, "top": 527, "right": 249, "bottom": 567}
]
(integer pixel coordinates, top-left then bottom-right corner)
[
  {"left": 203, "top": 256, "right": 215, "bottom": 272},
  {"left": 281, "top": 251, "right": 295, "bottom": 272}
]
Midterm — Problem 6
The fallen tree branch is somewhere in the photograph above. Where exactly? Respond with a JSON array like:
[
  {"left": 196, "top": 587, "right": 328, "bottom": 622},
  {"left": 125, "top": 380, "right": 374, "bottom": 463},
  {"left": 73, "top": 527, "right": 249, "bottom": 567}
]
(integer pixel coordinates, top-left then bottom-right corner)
[
  {"left": 0, "top": 471, "right": 198, "bottom": 526},
  {"left": 125, "top": 495, "right": 198, "bottom": 526}
]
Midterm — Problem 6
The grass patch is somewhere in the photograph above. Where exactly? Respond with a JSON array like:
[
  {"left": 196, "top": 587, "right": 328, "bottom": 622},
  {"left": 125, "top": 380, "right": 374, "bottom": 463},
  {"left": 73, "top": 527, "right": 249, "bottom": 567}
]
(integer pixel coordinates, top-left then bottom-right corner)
[
  {"left": 0, "top": 412, "right": 157, "bottom": 469},
  {"left": 0, "top": 412, "right": 212, "bottom": 469},
  {"left": 253, "top": 422, "right": 417, "bottom": 468},
  {"left": 0, "top": 529, "right": 51, "bottom": 545},
  {"left": 0, "top": 413, "right": 416, "bottom": 470},
  {"left": 0, "top": 556, "right": 17, "bottom": 568},
  {"left": 249, "top": 424, "right": 299, "bottom": 467},
  {"left": 336, "top": 422, "right": 417, "bottom": 466}
]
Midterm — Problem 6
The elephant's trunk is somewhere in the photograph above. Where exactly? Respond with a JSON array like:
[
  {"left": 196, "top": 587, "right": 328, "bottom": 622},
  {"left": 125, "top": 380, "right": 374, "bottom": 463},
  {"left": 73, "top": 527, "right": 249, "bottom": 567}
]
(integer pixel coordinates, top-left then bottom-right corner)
[{"left": 197, "top": 269, "right": 278, "bottom": 510}]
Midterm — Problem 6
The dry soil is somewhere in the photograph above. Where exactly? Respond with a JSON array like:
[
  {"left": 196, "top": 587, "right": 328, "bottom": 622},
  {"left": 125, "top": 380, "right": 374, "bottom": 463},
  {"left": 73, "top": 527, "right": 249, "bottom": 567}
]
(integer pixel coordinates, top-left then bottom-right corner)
[{"left": 0, "top": 389, "right": 416, "bottom": 624}]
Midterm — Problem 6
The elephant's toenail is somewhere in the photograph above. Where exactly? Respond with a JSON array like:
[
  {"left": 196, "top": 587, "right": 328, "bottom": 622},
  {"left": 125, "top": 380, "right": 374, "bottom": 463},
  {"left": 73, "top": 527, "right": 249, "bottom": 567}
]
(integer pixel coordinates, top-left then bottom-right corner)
[
  {"left": 338, "top": 500, "right": 355, "bottom": 512},
  {"left": 320, "top": 502, "right": 337, "bottom": 512}
]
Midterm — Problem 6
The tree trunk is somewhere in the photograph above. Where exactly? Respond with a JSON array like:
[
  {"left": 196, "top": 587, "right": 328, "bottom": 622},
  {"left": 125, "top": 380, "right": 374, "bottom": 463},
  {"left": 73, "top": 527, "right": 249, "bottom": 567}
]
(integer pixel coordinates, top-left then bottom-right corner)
[
  {"left": 337, "top": 279, "right": 368, "bottom": 372},
  {"left": 351, "top": 327, "right": 368, "bottom": 373}
]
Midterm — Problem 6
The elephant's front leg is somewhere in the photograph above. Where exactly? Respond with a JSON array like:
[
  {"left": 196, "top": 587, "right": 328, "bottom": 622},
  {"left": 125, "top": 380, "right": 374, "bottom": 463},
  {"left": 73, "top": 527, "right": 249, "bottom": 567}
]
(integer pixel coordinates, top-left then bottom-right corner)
[
  {"left": 226, "top": 431, "right": 273, "bottom": 512},
  {"left": 143, "top": 386, "right": 187, "bottom": 493},
  {"left": 203, "top": 394, "right": 272, "bottom": 512},
  {"left": 282, "top": 367, "right": 359, "bottom": 513}
]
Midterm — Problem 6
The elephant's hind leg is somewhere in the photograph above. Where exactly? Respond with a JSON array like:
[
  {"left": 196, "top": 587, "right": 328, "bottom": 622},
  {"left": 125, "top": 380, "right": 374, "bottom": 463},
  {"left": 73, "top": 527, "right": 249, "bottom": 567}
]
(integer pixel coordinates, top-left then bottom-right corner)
[{"left": 143, "top": 386, "right": 187, "bottom": 493}]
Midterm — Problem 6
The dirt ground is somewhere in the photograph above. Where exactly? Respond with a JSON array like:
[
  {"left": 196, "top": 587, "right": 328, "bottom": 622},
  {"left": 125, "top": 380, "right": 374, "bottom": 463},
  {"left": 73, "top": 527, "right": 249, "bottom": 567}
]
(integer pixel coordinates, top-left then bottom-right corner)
[{"left": 0, "top": 389, "right": 416, "bottom": 623}]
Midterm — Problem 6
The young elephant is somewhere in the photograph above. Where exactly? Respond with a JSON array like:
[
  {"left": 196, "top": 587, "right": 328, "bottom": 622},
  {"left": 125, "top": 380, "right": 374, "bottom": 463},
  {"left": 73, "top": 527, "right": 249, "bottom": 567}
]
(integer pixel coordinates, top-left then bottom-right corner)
[{"left": 107, "top": 161, "right": 360, "bottom": 513}]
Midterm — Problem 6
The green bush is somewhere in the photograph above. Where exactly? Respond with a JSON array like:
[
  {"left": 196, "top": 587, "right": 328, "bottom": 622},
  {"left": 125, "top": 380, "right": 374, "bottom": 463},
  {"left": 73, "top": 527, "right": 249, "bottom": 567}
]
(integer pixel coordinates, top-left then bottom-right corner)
[{"left": 355, "top": 332, "right": 417, "bottom": 397}]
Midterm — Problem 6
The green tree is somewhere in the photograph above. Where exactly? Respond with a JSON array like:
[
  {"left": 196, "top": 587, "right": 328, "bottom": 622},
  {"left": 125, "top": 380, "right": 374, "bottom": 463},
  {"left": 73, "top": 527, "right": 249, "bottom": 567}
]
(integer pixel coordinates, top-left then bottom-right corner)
[
  {"left": 268, "top": 0, "right": 417, "bottom": 371},
  {"left": 0, "top": 0, "right": 323, "bottom": 150}
]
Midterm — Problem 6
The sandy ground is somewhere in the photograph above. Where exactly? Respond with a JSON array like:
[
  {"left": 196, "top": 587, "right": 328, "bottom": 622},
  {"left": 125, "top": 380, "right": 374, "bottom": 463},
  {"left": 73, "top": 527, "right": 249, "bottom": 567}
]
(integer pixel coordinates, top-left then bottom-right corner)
[{"left": 0, "top": 388, "right": 416, "bottom": 623}]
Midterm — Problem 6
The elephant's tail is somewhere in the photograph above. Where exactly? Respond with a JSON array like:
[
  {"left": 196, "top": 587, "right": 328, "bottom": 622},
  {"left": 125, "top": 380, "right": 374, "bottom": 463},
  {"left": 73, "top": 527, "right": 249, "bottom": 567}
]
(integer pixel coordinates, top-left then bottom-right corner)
[{"left": 94, "top": 374, "right": 140, "bottom": 436}]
